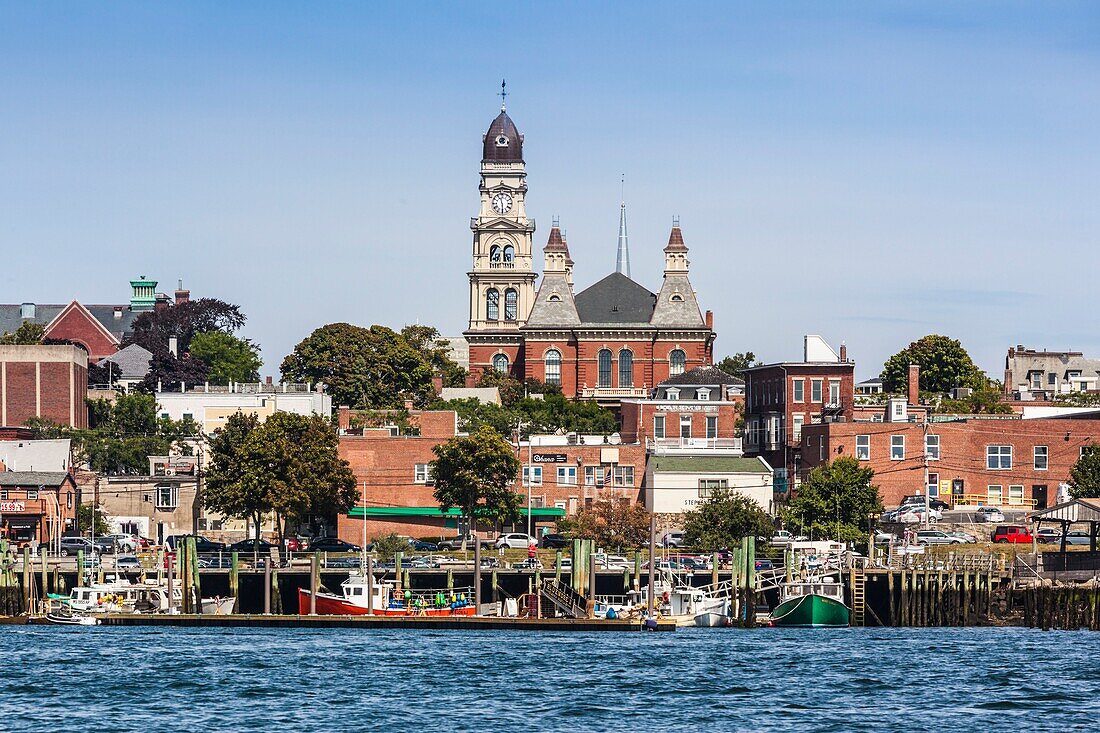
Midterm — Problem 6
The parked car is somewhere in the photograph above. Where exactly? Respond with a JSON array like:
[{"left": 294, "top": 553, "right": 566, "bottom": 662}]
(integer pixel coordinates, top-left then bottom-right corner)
[
  {"left": 755, "top": 559, "right": 775, "bottom": 571},
  {"left": 873, "top": 530, "right": 897, "bottom": 545},
  {"left": 1065, "top": 530, "right": 1093, "bottom": 546},
  {"left": 901, "top": 495, "right": 951, "bottom": 511},
  {"left": 540, "top": 533, "right": 571, "bottom": 549},
  {"left": 409, "top": 540, "right": 439, "bottom": 552},
  {"left": 58, "top": 537, "right": 97, "bottom": 557},
  {"left": 896, "top": 505, "right": 942, "bottom": 523},
  {"left": 103, "top": 534, "right": 141, "bottom": 553},
  {"left": 946, "top": 531, "right": 977, "bottom": 544},
  {"left": 1035, "top": 527, "right": 1062, "bottom": 544},
  {"left": 198, "top": 556, "right": 234, "bottom": 568},
  {"left": 90, "top": 537, "right": 118, "bottom": 554},
  {"left": 228, "top": 539, "right": 278, "bottom": 555},
  {"left": 974, "top": 507, "right": 1006, "bottom": 523},
  {"left": 916, "top": 530, "right": 965, "bottom": 546},
  {"left": 165, "top": 535, "right": 227, "bottom": 553},
  {"left": 437, "top": 534, "right": 495, "bottom": 551},
  {"left": 115, "top": 555, "right": 142, "bottom": 571},
  {"left": 285, "top": 536, "right": 309, "bottom": 552},
  {"left": 479, "top": 557, "right": 501, "bottom": 569},
  {"left": 991, "top": 525, "right": 1033, "bottom": 543},
  {"left": 661, "top": 531, "right": 685, "bottom": 548},
  {"left": 495, "top": 533, "right": 537, "bottom": 550},
  {"left": 308, "top": 537, "right": 361, "bottom": 553}
]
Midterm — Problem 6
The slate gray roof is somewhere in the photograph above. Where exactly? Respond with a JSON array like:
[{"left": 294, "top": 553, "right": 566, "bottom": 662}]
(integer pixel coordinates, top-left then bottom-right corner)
[
  {"left": 574, "top": 273, "right": 657, "bottom": 326},
  {"left": 651, "top": 272, "right": 705, "bottom": 328},
  {"left": 0, "top": 471, "right": 72, "bottom": 487},
  {"left": 98, "top": 343, "right": 152, "bottom": 379},
  {"left": 660, "top": 366, "right": 744, "bottom": 387},
  {"left": 525, "top": 272, "right": 580, "bottom": 328},
  {"left": 0, "top": 303, "right": 138, "bottom": 341}
]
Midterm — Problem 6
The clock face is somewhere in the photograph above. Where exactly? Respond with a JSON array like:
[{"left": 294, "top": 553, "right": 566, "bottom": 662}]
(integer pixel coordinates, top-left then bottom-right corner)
[{"left": 492, "top": 192, "right": 513, "bottom": 214}]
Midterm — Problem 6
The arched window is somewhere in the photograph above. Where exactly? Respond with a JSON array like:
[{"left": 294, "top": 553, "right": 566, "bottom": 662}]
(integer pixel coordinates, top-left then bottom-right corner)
[
  {"left": 503, "top": 245, "right": 514, "bottom": 263},
  {"left": 597, "top": 349, "right": 612, "bottom": 388},
  {"left": 618, "top": 349, "right": 634, "bottom": 387},
  {"left": 669, "top": 349, "right": 686, "bottom": 376},
  {"left": 504, "top": 288, "right": 518, "bottom": 321},
  {"left": 492, "top": 353, "right": 509, "bottom": 374},
  {"left": 486, "top": 289, "right": 499, "bottom": 320},
  {"left": 490, "top": 245, "right": 501, "bottom": 263},
  {"left": 544, "top": 349, "right": 562, "bottom": 386}
]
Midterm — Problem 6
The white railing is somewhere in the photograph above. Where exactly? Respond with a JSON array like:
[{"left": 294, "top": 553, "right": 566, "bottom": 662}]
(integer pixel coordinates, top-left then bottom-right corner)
[
  {"left": 646, "top": 437, "right": 743, "bottom": 454},
  {"left": 580, "top": 387, "right": 649, "bottom": 398}
]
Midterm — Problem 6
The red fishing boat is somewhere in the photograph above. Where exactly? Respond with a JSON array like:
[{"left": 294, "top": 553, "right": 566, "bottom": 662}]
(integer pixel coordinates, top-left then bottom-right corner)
[{"left": 297, "top": 572, "right": 477, "bottom": 617}]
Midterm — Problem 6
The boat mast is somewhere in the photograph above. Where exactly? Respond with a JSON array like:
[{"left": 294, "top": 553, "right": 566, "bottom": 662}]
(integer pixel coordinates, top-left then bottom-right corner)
[{"left": 360, "top": 479, "right": 368, "bottom": 573}]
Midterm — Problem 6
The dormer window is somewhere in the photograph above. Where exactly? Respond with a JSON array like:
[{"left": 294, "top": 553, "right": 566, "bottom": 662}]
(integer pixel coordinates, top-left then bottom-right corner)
[
  {"left": 547, "top": 293, "right": 562, "bottom": 302},
  {"left": 697, "top": 388, "right": 711, "bottom": 400},
  {"left": 495, "top": 134, "right": 509, "bottom": 147},
  {"left": 670, "top": 293, "right": 684, "bottom": 302},
  {"left": 666, "top": 388, "right": 680, "bottom": 400}
]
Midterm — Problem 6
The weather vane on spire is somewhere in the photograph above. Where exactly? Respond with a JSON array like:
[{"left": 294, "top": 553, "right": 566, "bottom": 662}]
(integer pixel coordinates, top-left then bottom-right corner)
[{"left": 499, "top": 79, "right": 508, "bottom": 111}]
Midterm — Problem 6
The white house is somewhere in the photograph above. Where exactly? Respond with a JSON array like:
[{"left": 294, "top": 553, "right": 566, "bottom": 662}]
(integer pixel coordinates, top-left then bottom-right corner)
[
  {"left": 644, "top": 455, "right": 774, "bottom": 515},
  {"left": 155, "top": 382, "right": 331, "bottom": 433}
]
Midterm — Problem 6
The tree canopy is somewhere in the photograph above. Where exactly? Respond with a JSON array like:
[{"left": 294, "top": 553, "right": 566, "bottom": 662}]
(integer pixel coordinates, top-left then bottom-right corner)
[
  {"left": 683, "top": 488, "right": 773, "bottom": 551},
  {"left": 431, "top": 425, "right": 522, "bottom": 529},
  {"left": 436, "top": 392, "right": 618, "bottom": 440},
  {"left": 280, "top": 323, "right": 434, "bottom": 409},
  {"left": 934, "top": 387, "right": 1013, "bottom": 415},
  {"left": 716, "top": 351, "right": 761, "bottom": 376},
  {"left": 401, "top": 325, "right": 467, "bottom": 388},
  {"left": 881, "top": 335, "right": 986, "bottom": 394},
  {"left": 0, "top": 322, "right": 46, "bottom": 345},
  {"left": 784, "top": 457, "right": 883, "bottom": 543},
  {"left": 190, "top": 331, "right": 262, "bottom": 384},
  {"left": 204, "top": 411, "right": 357, "bottom": 538},
  {"left": 557, "top": 499, "right": 651, "bottom": 550},
  {"left": 1069, "top": 444, "right": 1100, "bottom": 499}
]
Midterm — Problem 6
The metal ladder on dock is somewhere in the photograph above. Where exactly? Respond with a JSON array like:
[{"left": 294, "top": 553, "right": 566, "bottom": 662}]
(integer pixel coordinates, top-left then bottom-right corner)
[
  {"left": 540, "top": 578, "right": 590, "bottom": 619},
  {"left": 850, "top": 569, "right": 866, "bottom": 627}
]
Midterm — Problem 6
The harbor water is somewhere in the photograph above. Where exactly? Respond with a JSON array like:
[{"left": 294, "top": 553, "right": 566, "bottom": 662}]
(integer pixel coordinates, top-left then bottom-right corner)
[{"left": 2, "top": 626, "right": 1098, "bottom": 731}]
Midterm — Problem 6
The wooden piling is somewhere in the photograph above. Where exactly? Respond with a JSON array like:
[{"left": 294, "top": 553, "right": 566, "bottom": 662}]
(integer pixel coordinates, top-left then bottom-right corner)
[
  {"left": 189, "top": 537, "right": 202, "bottom": 614},
  {"left": 309, "top": 552, "right": 319, "bottom": 615},
  {"left": 555, "top": 550, "right": 562, "bottom": 582},
  {"left": 711, "top": 552, "right": 719, "bottom": 587},
  {"left": 22, "top": 547, "right": 32, "bottom": 612},
  {"left": 473, "top": 542, "right": 482, "bottom": 610},
  {"left": 366, "top": 556, "right": 374, "bottom": 615},
  {"left": 229, "top": 552, "right": 239, "bottom": 613},
  {"left": 395, "top": 551, "right": 403, "bottom": 591},
  {"left": 887, "top": 570, "right": 896, "bottom": 626},
  {"left": 634, "top": 551, "right": 642, "bottom": 591},
  {"left": 491, "top": 568, "right": 499, "bottom": 604},
  {"left": 263, "top": 561, "right": 271, "bottom": 614},
  {"left": 39, "top": 550, "right": 48, "bottom": 608}
]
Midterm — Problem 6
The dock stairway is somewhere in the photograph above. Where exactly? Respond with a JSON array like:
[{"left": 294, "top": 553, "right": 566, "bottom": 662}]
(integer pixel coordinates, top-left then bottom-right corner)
[
  {"left": 540, "top": 578, "right": 590, "bottom": 619},
  {"left": 850, "top": 569, "right": 866, "bottom": 627}
]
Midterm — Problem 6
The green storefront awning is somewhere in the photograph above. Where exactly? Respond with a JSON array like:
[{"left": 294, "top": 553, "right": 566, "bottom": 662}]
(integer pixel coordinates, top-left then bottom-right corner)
[{"left": 346, "top": 506, "right": 565, "bottom": 519}]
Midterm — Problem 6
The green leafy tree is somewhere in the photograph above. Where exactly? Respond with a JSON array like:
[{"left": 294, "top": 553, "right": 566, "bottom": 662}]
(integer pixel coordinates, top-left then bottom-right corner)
[
  {"left": 557, "top": 499, "right": 651, "bottom": 550},
  {"left": 935, "top": 387, "right": 1013, "bottom": 415},
  {"left": 371, "top": 533, "right": 411, "bottom": 558},
  {"left": 190, "top": 331, "right": 262, "bottom": 384},
  {"left": 78, "top": 504, "right": 111, "bottom": 536},
  {"left": 280, "top": 323, "right": 434, "bottom": 409},
  {"left": 1069, "top": 444, "right": 1100, "bottom": 499},
  {"left": 475, "top": 369, "right": 527, "bottom": 406},
  {"left": 436, "top": 393, "right": 618, "bottom": 440},
  {"left": 0, "top": 322, "right": 46, "bottom": 345},
  {"left": 431, "top": 425, "right": 522, "bottom": 530},
  {"left": 683, "top": 488, "right": 773, "bottom": 551},
  {"left": 716, "top": 351, "right": 760, "bottom": 376},
  {"left": 401, "top": 325, "right": 467, "bottom": 388},
  {"left": 785, "top": 457, "right": 883, "bottom": 543},
  {"left": 126, "top": 297, "right": 246, "bottom": 356},
  {"left": 881, "top": 335, "right": 986, "bottom": 395},
  {"left": 205, "top": 412, "right": 356, "bottom": 539}
]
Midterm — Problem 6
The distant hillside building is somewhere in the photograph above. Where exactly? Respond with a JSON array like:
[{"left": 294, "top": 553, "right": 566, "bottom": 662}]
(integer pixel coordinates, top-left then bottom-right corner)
[
  {"left": 1004, "top": 345, "right": 1100, "bottom": 400},
  {"left": 0, "top": 345, "right": 89, "bottom": 428}
]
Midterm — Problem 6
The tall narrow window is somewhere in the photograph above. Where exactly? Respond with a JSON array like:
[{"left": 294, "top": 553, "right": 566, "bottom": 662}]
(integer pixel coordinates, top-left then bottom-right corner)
[
  {"left": 490, "top": 245, "right": 501, "bottom": 263},
  {"left": 653, "top": 415, "right": 665, "bottom": 439},
  {"left": 504, "top": 288, "right": 518, "bottom": 321},
  {"left": 486, "top": 289, "right": 499, "bottom": 320},
  {"left": 492, "top": 353, "right": 509, "bottom": 374},
  {"left": 891, "top": 435, "right": 905, "bottom": 460},
  {"left": 680, "top": 414, "right": 692, "bottom": 439},
  {"left": 597, "top": 349, "right": 612, "bottom": 387},
  {"left": 706, "top": 415, "right": 718, "bottom": 439},
  {"left": 544, "top": 349, "right": 561, "bottom": 386},
  {"left": 503, "top": 245, "right": 514, "bottom": 263},
  {"left": 811, "top": 379, "right": 823, "bottom": 402},
  {"left": 925, "top": 434, "right": 940, "bottom": 460},
  {"left": 669, "top": 349, "right": 686, "bottom": 376},
  {"left": 792, "top": 379, "right": 805, "bottom": 402},
  {"left": 856, "top": 435, "right": 870, "bottom": 460},
  {"left": 618, "top": 349, "right": 633, "bottom": 387},
  {"left": 1034, "top": 446, "right": 1048, "bottom": 470}
]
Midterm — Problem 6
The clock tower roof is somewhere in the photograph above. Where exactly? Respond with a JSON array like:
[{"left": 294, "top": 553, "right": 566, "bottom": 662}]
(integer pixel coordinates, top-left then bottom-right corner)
[{"left": 483, "top": 110, "right": 524, "bottom": 163}]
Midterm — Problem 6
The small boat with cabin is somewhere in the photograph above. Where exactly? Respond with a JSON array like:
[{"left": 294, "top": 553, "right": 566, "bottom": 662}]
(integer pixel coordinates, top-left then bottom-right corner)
[
  {"left": 298, "top": 571, "right": 477, "bottom": 616},
  {"left": 768, "top": 576, "right": 850, "bottom": 628}
]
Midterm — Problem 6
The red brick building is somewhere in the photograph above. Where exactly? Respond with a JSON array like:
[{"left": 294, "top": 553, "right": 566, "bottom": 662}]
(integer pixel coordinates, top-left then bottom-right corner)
[
  {"left": 742, "top": 336, "right": 855, "bottom": 493},
  {"left": 0, "top": 345, "right": 89, "bottom": 428},
  {"left": 620, "top": 365, "right": 743, "bottom": 448},
  {"left": 334, "top": 407, "right": 644, "bottom": 542},
  {"left": 460, "top": 104, "right": 716, "bottom": 405},
  {"left": 800, "top": 416, "right": 1100, "bottom": 510},
  {"left": 0, "top": 470, "right": 78, "bottom": 546}
]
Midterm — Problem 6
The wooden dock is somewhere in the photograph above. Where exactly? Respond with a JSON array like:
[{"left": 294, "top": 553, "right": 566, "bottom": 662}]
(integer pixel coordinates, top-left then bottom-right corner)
[{"left": 24, "top": 613, "right": 676, "bottom": 632}]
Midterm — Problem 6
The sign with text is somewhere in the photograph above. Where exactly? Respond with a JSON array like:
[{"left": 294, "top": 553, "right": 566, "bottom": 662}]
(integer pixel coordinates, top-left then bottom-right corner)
[
  {"left": 0, "top": 501, "right": 27, "bottom": 513},
  {"left": 532, "top": 453, "right": 567, "bottom": 464}
]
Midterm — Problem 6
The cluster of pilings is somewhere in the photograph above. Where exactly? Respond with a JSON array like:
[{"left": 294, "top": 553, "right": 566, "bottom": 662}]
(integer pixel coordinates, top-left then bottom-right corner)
[
  {"left": 1020, "top": 583, "right": 1100, "bottom": 630},
  {"left": 882, "top": 568, "right": 999, "bottom": 627}
]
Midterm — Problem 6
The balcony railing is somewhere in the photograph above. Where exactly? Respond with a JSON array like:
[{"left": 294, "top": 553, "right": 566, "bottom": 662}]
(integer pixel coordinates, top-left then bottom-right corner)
[
  {"left": 646, "top": 437, "right": 743, "bottom": 455},
  {"left": 580, "top": 387, "right": 649, "bottom": 399}
]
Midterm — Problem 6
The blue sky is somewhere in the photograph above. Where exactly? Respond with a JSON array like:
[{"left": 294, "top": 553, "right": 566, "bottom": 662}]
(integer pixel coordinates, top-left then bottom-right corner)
[{"left": 2, "top": 2, "right": 1098, "bottom": 380}]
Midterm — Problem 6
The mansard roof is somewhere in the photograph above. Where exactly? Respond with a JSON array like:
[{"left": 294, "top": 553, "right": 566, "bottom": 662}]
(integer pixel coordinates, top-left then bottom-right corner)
[
  {"left": 526, "top": 272, "right": 580, "bottom": 328},
  {"left": 574, "top": 273, "right": 656, "bottom": 326}
]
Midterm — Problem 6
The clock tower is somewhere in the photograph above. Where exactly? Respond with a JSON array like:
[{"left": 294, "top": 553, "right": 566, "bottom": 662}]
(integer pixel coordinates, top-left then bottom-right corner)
[{"left": 464, "top": 96, "right": 538, "bottom": 377}]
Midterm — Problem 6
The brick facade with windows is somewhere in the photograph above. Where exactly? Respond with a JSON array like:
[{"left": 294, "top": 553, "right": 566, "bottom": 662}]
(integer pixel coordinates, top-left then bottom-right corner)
[
  {"left": 0, "top": 345, "right": 89, "bottom": 428},
  {"left": 800, "top": 417, "right": 1100, "bottom": 509}
]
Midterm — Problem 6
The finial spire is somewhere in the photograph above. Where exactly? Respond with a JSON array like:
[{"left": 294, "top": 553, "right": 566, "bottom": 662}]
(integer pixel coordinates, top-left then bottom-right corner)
[
  {"left": 616, "top": 175, "right": 631, "bottom": 278},
  {"left": 499, "top": 79, "right": 508, "bottom": 111}
]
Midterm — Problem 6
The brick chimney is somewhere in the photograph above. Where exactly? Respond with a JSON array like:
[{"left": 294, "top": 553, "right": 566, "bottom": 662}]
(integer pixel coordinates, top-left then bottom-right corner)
[
  {"left": 175, "top": 279, "right": 190, "bottom": 305},
  {"left": 705, "top": 310, "right": 713, "bottom": 329},
  {"left": 337, "top": 405, "right": 350, "bottom": 431},
  {"left": 403, "top": 399, "right": 415, "bottom": 411},
  {"left": 465, "top": 373, "right": 478, "bottom": 388},
  {"left": 839, "top": 342, "right": 848, "bottom": 362},
  {"left": 431, "top": 375, "right": 444, "bottom": 395},
  {"left": 908, "top": 364, "right": 920, "bottom": 406}
]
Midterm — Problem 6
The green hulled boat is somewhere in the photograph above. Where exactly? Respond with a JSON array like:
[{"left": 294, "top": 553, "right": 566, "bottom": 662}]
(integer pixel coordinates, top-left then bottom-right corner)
[{"left": 768, "top": 579, "right": 850, "bottom": 628}]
